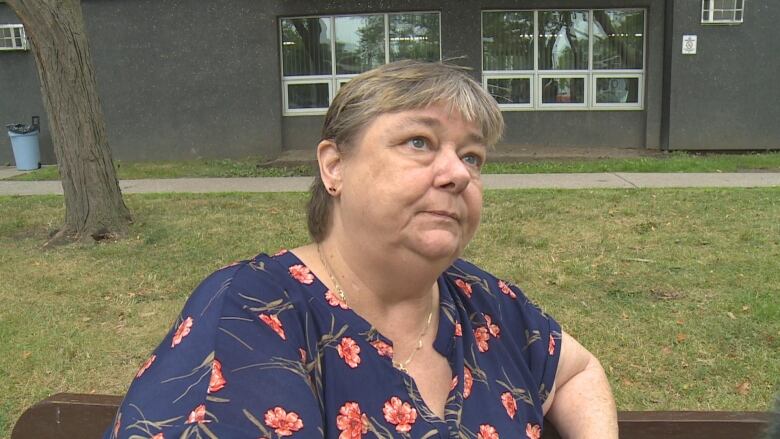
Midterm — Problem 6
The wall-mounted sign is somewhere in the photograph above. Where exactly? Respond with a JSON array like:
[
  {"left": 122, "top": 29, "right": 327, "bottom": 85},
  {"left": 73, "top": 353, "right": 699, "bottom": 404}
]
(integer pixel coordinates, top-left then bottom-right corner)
[{"left": 682, "top": 35, "right": 697, "bottom": 55}]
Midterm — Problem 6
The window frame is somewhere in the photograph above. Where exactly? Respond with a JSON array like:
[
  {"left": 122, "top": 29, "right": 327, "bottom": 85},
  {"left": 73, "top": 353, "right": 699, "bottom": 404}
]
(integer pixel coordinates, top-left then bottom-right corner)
[
  {"left": 537, "top": 74, "right": 589, "bottom": 109},
  {"left": 0, "top": 24, "right": 29, "bottom": 51},
  {"left": 481, "top": 8, "right": 646, "bottom": 112},
  {"left": 701, "top": 0, "right": 744, "bottom": 24},
  {"left": 280, "top": 11, "right": 442, "bottom": 116},
  {"left": 591, "top": 73, "right": 643, "bottom": 109},
  {"left": 483, "top": 74, "right": 534, "bottom": 109}
]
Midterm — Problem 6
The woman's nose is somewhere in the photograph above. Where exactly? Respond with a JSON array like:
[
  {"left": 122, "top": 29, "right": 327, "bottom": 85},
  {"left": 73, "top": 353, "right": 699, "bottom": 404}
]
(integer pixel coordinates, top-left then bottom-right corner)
[{"left": 433, "top": 148, "right": 472, "bottom": 192}]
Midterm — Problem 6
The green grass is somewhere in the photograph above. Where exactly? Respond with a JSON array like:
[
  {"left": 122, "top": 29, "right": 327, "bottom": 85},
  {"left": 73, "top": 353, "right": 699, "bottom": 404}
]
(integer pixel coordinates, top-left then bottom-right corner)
[
  {"left": 1, "top": 189, "right": 779, "bottom": 437},
  {"left": 6, "top": 151, "right": 780, "bottom": 181}
]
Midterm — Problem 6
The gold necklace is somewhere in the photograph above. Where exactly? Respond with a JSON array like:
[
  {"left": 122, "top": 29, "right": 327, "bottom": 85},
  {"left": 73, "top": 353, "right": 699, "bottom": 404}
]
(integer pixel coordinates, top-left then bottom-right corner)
[{"left": 316, "top": 244, "right": 434, "bottom": 373}]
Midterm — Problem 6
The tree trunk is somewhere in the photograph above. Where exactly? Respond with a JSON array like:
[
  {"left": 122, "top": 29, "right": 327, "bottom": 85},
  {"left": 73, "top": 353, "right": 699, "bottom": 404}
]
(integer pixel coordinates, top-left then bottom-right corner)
[{"left": 7, "top": 0, "right": 132, "bottom": 245}]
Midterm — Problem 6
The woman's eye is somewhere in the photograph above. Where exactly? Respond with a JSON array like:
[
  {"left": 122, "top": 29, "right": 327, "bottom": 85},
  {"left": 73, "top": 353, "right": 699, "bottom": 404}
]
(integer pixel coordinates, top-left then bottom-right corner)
[
  {"left": 462, "top": 154, "right": 484, "bottom": 167},
  {"left": 408, "top": 137, "right": 428, "bottom": 150}
]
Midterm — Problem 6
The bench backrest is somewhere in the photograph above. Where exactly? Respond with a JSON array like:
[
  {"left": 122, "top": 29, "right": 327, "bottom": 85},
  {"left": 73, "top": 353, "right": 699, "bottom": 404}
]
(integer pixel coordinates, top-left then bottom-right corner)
[{"left": 11, "top": 393, "right": 771, "bottom": 439}]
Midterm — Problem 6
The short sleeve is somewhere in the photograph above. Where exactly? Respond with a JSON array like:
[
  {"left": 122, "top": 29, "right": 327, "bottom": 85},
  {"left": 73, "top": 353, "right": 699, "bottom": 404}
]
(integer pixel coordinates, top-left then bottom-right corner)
[
  {"left": 104, "top": 262, "right": 324, "bottom": 438},
  {"left": 498, "top": 279, "right": 562, "bottom": 405}
]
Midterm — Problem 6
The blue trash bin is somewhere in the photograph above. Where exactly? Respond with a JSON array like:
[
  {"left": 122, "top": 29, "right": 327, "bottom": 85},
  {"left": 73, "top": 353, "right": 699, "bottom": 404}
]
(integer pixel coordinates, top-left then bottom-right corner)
[{"left": 6, "top": 116, "right": 41, "bottom": 171}]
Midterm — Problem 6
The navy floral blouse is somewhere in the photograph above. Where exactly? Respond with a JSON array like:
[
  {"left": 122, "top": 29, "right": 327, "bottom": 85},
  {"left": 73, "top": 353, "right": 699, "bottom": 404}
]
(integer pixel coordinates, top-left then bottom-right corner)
[{"left": 105, "top": 250, "right": 561, "bottom": 439}]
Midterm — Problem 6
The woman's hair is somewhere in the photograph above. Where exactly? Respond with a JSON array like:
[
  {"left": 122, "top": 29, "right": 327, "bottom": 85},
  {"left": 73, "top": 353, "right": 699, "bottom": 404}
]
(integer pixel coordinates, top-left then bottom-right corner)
[{"left": 307, "top": 59, "right": 505, "bottom": 242}]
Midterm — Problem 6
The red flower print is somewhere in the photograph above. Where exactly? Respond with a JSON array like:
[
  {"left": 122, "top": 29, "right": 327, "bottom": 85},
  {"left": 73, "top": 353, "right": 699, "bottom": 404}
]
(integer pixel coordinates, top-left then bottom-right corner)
[
  {"left": 500, "top": 392, "right": 517, "bottom": 419},
  {"left": 135, "top": 354, "right": 156, "bottom": 378},
  {"left": 151, "top": 434, "right": 164, "bottom": 439},
  {"left": 370, "top": 340, "right": 394, "bottom": 358},
  {"left": 274, "top": 248, "right": 288, "bottom": 256},
  {"left": 498, "top": 280, "right": 517, "bottom": 299},
  {"left": 478, "top": 424, "right": 499, "bottom": 439},
  {"left": 338, "top": 337, "right": 361, "bottom": 368},
  {"left": 289, "top": 264, "right": 314, "bottom": 284},
  {"left": 455, "top": 279, "right": 472, "bottom": 298},
  {"left": 325, "top": 290, "right": 349, "bottom": 309},
  {"left": 259, "top": 313, "right": 286, "bottom": 340},
  {"left": 455, "top": 322, "right": 462, "bottom": 337},
  {"left": 299, "top": 348, "right": 307, "bottom": 364},
  {"left": 382, "top": 396, "right": 417, "bottom": 433},
  {"left": 484, "top": 314, "right": 501, "bottom": 338},
  {"left": 171, "top": 317, "right": 193, "bottom": 348},
  {"left": 264, "top": 407, "right": 304, "bottom": 437},
  {"left": 208, "top": 359, "right": 226, "bottom": 394},
  {"left": 526, "top": 423, "right": 542, "bottom": 439},
  {"left": 464, "top": 367, "right": 473, "bottom": 398},
  {"left": 336, "top": 402, "right": 369, "bottom": 439},
  {"left": 186, "top": 404, "right": 209, "bottom": 424},
  {"left": 475, "top": 326, "right": 490, "bottom": 352},
  {"left": 548, "top": 336, "right": 556, "bottom": 356},
  {"left": 450, "top": 375, "right": 458, "bottom": 391}
]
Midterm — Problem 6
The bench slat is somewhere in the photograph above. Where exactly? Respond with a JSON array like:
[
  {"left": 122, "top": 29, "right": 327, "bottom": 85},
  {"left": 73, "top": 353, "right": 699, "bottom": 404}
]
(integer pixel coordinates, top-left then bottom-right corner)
[{"left": 11, "top": 393, "right": 770, "bottom": 439}]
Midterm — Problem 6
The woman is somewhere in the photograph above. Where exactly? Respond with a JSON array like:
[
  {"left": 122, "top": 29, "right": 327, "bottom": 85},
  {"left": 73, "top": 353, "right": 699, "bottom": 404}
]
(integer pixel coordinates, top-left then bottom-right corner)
[{"left": 105, "top": 60, "right": 617, "bottom": 438}]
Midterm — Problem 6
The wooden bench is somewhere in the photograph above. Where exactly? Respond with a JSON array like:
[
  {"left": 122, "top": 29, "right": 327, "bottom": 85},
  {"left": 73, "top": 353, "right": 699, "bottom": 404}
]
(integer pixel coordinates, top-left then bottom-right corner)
[{"left": 11, "top": 393, "right": 771, "bottom": 439}]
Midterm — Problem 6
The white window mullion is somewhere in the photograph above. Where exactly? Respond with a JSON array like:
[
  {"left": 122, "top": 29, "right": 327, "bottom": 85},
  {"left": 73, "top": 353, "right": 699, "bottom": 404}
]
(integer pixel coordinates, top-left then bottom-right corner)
[
  {"left": 384, "top": 14, "right": 390, "bottom": 64},
  {"left": 533, "top": 11, "right": 539, "bottom": 108}
]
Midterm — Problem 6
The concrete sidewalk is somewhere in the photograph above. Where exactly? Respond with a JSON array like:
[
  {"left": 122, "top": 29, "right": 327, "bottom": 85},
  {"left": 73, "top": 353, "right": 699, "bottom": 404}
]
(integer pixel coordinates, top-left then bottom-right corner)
[{"left": 1, "top": 172, "right": 780, "bottom": 195}]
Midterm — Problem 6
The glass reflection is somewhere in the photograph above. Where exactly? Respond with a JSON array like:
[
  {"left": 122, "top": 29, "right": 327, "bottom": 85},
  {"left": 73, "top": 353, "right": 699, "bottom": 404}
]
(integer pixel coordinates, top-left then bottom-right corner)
[
  {"left": 487, "top": 78, "right": 531, "bottom": 104},
  {"left": 539, "top": 11, "right": 589, "bottom": 70},
  {"left": 335, "top": 15, "right": 385, "bottom": 75},
  {"left": 482, "top": 11, "right": 534, "bottom": 71},
  {"left": 281, "top": 18, "right": 332, "bottom": 76},
  {"left": 596, "top": 77, "right": 639, "bottom": 103},
  {"left": 541, "top": 78, "right": 585, "bottom": 104},
  {"left": 389, "top": 13, "right": 440, "bottom": 62},
  {"left": 592, "top": 10, "right": 644, "bottom": 70},
  {"left": 288, "top": 83, "right": 329, "bottom": 109}
]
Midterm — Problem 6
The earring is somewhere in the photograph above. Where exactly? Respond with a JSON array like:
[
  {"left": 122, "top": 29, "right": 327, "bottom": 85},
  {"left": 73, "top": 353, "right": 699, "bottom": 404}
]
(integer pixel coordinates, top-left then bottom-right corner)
[{"left": 328, "top": 187, "right": 336, "bottom": 192}]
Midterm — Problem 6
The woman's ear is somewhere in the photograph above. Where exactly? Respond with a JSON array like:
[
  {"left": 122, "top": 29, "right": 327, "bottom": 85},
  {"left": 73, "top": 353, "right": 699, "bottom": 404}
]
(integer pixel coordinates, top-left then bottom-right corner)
[{"left": 316, "top": 139, "right": 342, "bottom": 195}]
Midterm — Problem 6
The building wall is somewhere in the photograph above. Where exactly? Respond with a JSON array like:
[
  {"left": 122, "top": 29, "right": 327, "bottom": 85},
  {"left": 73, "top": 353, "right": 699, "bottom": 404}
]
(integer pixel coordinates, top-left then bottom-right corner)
[
  {"left": 0, "top": 4, "right": 54, "bottom": 166},
  {"left": 667, "top": 1, "right": 780, "bottom": 150},
  {"left": 81, "top": 0, "right": 283, "bottom": 161},
  {"left": 276, "top": 0, "right": 666, "bottom": 152},
  {"left": 7, "top": 1, "right": 776, "bottom": 162}
]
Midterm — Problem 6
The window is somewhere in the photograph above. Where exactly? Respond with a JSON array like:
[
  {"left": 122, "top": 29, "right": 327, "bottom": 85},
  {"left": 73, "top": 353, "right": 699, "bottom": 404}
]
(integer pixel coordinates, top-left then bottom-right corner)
[
  {"left": 280, "top": 12, "right": 441, "bottom": 115},
  {"left": 702, "top": 0, "right": 744, "bottom": 24},
  {"left": 0, "top": 24, "right": 28, "bottom": 51},
  {"left": 482, "top": 9, "right": 645, "bottom": 110}
]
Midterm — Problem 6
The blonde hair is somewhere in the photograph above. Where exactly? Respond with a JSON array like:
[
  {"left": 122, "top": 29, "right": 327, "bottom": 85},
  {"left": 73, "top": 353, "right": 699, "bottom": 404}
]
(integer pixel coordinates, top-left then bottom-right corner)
[{"left": 307, "top": 60, "right": 504, "bottom": 242}]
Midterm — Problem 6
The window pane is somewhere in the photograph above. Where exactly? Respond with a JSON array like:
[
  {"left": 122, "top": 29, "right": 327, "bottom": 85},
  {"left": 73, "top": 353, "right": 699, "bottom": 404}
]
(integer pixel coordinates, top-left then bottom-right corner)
[
  {"left": 389, "top": 13, "right": 440, "bottom": 62},
  {"left": 281, "top": 18, "right": 332, "bottom": 76},
  {"left": 713, "top": 10, "right": 735, "bottom": 21},
  {"left": 487, "top": 78, "right": 531, "bottom": 104},
  {"left": 539, "top": 11, "right": 589, "bottom": 70},
  {"left": 595, "top": 77, "right": 639, "bottom": 103},
  {"left": 541, "top": 77, "right": 585, "bottom": 103},
  {"left": 593, "top": 10, "right": 644, "bottom": 70},
  {"left": 713, "top": 0, "right": 737, "bottom": 9},
  {"left": 335, "top": 15, "right": 385, "bottom": 75},
  {"left": 482, "top": 11, "right": 534, "bottom": 71},
  {"left": 287, "top": 83, "right": 329, "bottom": 109}
]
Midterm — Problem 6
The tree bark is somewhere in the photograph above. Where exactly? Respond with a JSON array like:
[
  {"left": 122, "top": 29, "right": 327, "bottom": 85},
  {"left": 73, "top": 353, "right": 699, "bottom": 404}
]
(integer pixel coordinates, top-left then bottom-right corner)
[{"left": 7, "top": 0, "right": 132, "bottom": 245}]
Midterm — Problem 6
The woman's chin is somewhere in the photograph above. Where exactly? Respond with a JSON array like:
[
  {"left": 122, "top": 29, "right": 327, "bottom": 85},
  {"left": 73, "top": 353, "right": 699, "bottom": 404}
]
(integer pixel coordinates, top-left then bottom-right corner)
[{"left": 406, "top": 233, "right": 464, "bottom": 262}]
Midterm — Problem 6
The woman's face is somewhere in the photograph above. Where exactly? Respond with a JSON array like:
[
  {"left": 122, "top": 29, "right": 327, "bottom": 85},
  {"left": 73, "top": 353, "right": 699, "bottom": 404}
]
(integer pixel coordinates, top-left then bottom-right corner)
[{"left": 335, "top": 103, "right": 487, "bottom": 263}]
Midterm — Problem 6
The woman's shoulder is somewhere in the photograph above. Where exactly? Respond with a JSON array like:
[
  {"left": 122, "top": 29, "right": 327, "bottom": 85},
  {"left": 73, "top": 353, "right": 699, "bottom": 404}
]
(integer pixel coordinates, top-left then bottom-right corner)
[
  {"left": 446, "top": 258, "right": 553, "bottom": 319},
  {"left": 180, "top": 250, "right": 318, "bottom": 317}
]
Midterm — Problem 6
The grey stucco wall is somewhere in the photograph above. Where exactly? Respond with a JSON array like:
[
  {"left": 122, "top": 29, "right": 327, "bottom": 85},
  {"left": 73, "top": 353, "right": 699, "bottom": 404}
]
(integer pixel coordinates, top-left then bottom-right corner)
[
  {"left": 82, "top": 0, "right": 283, "bottom": 161},
  {"left": 667, "top": 1, "right": 780, "bottom": 150},
  {"left": 0, "top": 4, "right": 54, "bottom": 166},
  {"left": 277, "top": 0, "right": 666, "bottom": 151}
]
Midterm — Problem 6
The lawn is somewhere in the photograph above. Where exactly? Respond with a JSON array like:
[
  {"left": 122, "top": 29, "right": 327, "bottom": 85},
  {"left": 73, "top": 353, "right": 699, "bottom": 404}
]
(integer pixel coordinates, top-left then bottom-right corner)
[
  {"left": 5, "top": 151, "right": 780, "bottom": 181},
  {"left": 1, "top": 189, "right": 779, "bottom": 438}
]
